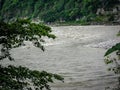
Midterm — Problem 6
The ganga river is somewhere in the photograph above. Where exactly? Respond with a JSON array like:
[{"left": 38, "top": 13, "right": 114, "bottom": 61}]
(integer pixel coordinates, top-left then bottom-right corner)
[{"left": 2, "top": 25, "right": 120, "bottom": 90}]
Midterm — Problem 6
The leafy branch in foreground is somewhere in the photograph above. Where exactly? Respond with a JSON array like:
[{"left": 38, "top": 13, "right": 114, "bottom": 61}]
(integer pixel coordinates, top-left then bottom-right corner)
[
  {"left": 104, "top": 33, "right": 120, "bottom": 90},
  {"left": 0, "top": 19, "right": 63, "bottom": 90},
  {"left": 0, "top": 19, "right": 56, "bottom": 60},
  {"left": 0, "top": 65, "right": 63, "bottom": 90},
  {"left": 104, "top": 43, "right": 120, "bottom": 56}
]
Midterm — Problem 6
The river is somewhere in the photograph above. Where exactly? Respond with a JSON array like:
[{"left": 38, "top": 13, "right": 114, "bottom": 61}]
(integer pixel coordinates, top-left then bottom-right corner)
[{"left": 2, "top": 25, "right": 120, "bottom": 90}]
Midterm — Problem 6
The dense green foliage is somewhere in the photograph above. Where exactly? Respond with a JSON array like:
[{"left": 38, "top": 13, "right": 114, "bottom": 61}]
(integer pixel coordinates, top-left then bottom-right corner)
[
  {"left": 0, "top": 19, "right": 63, "bottom": 90},
  {"left": 0, "top": 0, "right": 119, "bottom": 23}
]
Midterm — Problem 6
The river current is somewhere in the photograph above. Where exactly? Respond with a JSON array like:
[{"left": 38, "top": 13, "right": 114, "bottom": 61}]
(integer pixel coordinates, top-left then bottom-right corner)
[{"left": 2, "top": 25, "right": 120, "bottom": 90}]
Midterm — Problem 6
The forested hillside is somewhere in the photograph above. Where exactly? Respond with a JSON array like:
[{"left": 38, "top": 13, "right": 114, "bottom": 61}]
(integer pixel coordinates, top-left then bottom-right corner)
[{"left": 0, "top": 0, "right": 120, "bottom": 24}]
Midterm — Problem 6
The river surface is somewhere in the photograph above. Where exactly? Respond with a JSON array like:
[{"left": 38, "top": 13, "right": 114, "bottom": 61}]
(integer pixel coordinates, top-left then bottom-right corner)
[{"left": 2, "top": 25, "right": 120, "bottom": 90}]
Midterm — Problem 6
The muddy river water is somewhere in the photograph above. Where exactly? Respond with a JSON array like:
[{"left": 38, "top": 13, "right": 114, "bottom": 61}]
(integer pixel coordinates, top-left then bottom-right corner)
[{"left": 2, "top": 25, "right": 120, "bottom": 90}]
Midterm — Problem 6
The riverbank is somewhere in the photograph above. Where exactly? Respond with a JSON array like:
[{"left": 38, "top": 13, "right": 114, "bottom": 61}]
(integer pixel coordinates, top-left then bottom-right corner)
[{"left": 46, "top": 20, "right": 120, "bottom": 26}]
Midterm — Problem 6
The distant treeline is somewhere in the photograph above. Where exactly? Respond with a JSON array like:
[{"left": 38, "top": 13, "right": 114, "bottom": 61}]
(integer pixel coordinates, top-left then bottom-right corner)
[{"left": 0, "top": 0, "right": 119, "bottom": 23}]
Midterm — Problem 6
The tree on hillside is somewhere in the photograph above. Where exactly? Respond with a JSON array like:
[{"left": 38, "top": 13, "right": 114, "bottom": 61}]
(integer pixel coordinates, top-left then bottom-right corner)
[{"left": 0, "top": 19, "right": 64, "bottom": 90}]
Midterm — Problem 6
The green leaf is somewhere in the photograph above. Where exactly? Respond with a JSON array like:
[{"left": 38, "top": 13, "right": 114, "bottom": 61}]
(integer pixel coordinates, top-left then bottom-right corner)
[
  {"left": 104, "top": 43, "right": 120, "bottom": 56},
  {"left": 54, "top": 74, "right": 64, "bottom": 82}
]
